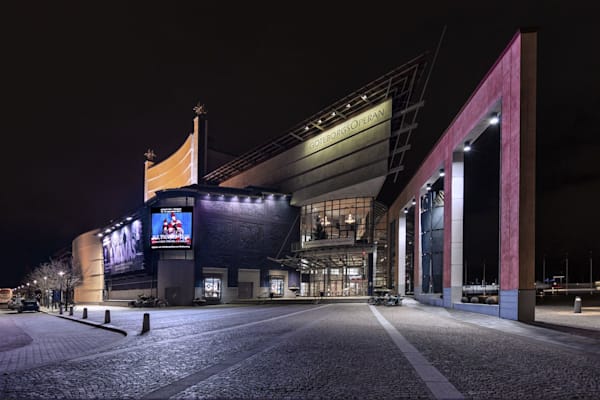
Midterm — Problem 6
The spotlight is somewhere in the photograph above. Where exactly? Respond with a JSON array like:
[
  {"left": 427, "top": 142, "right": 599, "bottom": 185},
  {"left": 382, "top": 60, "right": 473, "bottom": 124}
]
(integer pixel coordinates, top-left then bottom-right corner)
[
  {"left": 426, "top": 183, "right": 432, "bottom": 191},
  {"left": 489, "top": 114, "right": 500, "bottom": 125},
  {"left": 439, "top": 168, "right": 445, "bottom": 177},
  {"left": 346, "top": 103, "right": 351, "bottom": 108},
  {"left": 411, "top": 198, "right": 416, "bottom": 206},
  {"left": 305, "top": 126, "right": 309, "bottom": 130},
  {"left": 463, "top": 141, "right": 472, "bottom": 152},
  {"left": 331, "top": 111, "right": 336, "bottom": 116},
  {"left": 361, "top": 94, "right": 368, "bottom": 100},
  {"left": 403, "top": 208, "right": 408, "bottom": 214}
]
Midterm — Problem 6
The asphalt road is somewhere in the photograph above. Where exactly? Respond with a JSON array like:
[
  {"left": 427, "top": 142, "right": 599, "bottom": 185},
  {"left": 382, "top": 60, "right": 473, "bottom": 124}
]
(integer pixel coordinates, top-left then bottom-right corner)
[{"left": 1, "top": 302, "right": 600, "bottom": 399}]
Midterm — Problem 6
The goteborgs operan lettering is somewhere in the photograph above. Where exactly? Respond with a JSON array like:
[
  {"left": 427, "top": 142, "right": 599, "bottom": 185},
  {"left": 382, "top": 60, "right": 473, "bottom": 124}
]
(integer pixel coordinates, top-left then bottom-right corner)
[{"left": 308, "top": 101, "right": 390, "bottom": 152}]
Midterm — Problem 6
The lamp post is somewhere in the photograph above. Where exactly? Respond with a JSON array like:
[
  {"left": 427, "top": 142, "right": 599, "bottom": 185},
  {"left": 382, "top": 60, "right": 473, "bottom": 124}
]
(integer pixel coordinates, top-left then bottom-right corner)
[
  {"left": 43, "top": 276, "right": 47, "bottom": 307},
  {"left": 58, "top": 271, "right": 65, "bottom": 306}
]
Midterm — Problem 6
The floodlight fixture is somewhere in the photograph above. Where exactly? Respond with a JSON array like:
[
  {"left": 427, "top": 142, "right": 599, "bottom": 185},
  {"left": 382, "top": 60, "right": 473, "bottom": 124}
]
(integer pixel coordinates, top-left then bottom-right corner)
[
  {"left": 489, "top": 113, "right": 500, "bottom": 125},
  {"left": 464, "top": 141, "right": 472, "bottom": 152}
]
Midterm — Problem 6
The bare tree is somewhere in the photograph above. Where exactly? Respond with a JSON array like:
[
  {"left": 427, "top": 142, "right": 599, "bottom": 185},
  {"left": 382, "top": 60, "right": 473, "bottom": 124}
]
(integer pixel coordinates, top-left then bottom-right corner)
[{"left": 26, "top": 257, "right": 82, "bottom": 306}]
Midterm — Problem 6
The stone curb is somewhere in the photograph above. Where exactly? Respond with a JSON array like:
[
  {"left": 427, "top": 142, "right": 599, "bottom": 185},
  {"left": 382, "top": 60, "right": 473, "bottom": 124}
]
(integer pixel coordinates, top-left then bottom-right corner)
[{"left": 40, "top": 309, "right": 128, "bottom": 337}]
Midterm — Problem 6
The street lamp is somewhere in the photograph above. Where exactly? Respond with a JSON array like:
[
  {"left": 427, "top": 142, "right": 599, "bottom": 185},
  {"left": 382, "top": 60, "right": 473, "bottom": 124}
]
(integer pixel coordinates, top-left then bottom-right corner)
[
  {"left": 43, "top": 276, "right": 48, "bottom": 307},
  {"left": 58, "top": 271, "right": 65, "bottom": 306}
]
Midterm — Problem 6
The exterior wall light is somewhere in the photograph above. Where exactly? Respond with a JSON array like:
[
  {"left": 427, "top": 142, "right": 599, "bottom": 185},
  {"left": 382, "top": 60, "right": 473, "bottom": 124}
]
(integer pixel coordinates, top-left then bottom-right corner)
[
  {"left": 426, "top": 183, "right": 432, "bottom": 191},
  {"left": 403, "top": 208, "right": 408, "bottom": 214},
  {"left": 331, "top": 111, "right": 336, "bottom": 116},
  {"left": 305, "top": 126, "right": 309, "bottom": 130},
  {"left": 411, "top": 198, "right": 416, "bottom": 206},
  {"left": 490, "top": 114, "right": 500, "bottom": 125},
  {"left": 464, "top": 141, "right": 472, "bottom": 152},
  {"left": 439, "top": 168, "right": 445, "bottom": 177},
  {"left": 346, "top": 103, "right": 351, "bottom": 108},
  {"left": 317, "top": 119, "right": 322, "bottom": 124}
]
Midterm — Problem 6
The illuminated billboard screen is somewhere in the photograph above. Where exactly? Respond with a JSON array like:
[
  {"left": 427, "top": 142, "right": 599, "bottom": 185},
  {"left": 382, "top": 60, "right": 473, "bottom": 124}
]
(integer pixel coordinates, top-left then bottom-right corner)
[
  {"left": 102, "top": 219, "right": 144, "bottom": 275},
  {"left": 151, "top": 207, "right": 193, "bottom": 249}
]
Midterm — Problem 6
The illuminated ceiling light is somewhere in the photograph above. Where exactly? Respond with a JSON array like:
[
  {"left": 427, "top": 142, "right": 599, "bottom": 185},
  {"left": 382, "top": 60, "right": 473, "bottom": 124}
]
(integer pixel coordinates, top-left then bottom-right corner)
[
  {"left": 97, "top": 233, "right": 103, "bottom": 237},
  {"left": 126, "top": 216, "right": 133, "bottom": 221},
  {"left": 403, "top": 208, "right": 408, "bottom": 214},
  {"left": 463, "top": 141, "right": 472, "bottom": 152},
  {"left": 305, "top": 126, "right": 309, "bottom": 130},
  {"left": 346, "top": 103, "right": 351, "bottom": 108},
  {"left": 361, "top": 94, "right": 368, "bottom": 100},
  {"left": 105, "top": 229, "right": 111, "bottom": 233},
  {"left": 331, "top": 111, "right": 336, "bottom": 117},
  {"left": 439, "top": 168, "right": 445, "bottom": 177},
  {"left": 411, "top": 198, "right": 416, "bottom": 206},
  {"left": 317, "top": 119, "right": 322, "bottom": 124},
  {"left": 426, "top": 183, "right": 432, "bottom": 191},
  {"left": 345, "top": 213, "right": 355, "bottom": 224},
  {"left": 489, "top": 114, "right": 500, "bottom": 125}
]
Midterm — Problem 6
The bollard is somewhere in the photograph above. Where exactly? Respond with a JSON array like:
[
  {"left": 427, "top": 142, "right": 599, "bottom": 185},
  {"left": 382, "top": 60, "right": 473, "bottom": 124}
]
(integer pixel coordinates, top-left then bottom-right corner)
[
  {"left": 82, "top": 307, "right": 88, "bottom": 319},
  {"left": 59, "top": 304, "right": 63, "bottom": 315},
  {"left": 69, "top": 306, "right": 73, "bottom": 316},
  {"left": 104, "top": 309, "right": 111, "bottom": 324},
  {"left": 574, "top": 296, "right": 582, "bottom": 313},
  {"left": 142, "top": 313, "right": 150, "bottom": 334}
]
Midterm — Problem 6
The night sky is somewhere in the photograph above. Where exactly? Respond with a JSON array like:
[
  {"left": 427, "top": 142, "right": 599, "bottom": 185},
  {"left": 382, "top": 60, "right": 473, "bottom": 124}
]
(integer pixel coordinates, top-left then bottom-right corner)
[{"left": 2, "top": 2, "right": 600, "bottom": 287}]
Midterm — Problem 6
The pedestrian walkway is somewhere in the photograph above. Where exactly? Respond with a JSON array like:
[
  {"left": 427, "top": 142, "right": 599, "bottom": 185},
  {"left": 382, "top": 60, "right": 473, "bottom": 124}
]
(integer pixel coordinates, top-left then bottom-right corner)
[
  {"left": 0, "top": 311, "right": 124, "bottom": 373},
  {"left": 402, "top": 298, "right": 600, "bottom": 357}
]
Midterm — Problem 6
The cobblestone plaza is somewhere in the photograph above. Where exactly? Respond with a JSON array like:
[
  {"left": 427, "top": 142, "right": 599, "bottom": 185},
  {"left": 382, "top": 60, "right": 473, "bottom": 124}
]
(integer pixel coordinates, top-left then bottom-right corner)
[{"left": 1, "top": 300, "right": 599, "bottom": 399}]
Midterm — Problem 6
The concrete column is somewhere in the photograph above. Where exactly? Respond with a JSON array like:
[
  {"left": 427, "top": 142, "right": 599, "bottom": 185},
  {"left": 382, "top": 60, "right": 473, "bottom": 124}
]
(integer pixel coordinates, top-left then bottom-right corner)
[
  {"left": 499, "top": 31, "right": 537, "bottom": 322},
  {"left": 445, "top": 153, "right": 464, "bottom": 307},
  {"left": 398, "top": 215, "right": 406, "bottom": 295},
  {"left": 414, "top": 194, "right": 422, "bottom": 295}
]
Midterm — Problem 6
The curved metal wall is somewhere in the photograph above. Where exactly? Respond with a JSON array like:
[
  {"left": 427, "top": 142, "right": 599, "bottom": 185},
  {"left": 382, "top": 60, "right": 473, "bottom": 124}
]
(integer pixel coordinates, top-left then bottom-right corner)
[
  {"left": 73, "top": 229, "right": 104, "bottom": 303},
  {"left": 144, "top": 133, "right": 198, "bottom": 202}
]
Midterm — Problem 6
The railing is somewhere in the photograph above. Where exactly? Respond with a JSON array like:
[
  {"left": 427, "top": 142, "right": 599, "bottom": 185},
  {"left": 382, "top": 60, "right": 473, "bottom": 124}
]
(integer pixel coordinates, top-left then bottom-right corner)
[{"left": 292, "top": 237, "right": 356, "bottom": 251}]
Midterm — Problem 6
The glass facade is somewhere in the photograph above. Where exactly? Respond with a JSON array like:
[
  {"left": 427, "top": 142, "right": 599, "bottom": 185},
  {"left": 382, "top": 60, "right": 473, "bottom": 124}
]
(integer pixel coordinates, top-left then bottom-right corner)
[
  {"left": 269, "top": 276, "right": 284, "bottom": 297},
  {"left": 300, "top": 197, "right": 374, "bottom": 244},
  {"left": 296, "top": 197, "right": 391, "bottom": 296},
  {"left": 204, "top": 276, "right": 221, "bottom": 300}
]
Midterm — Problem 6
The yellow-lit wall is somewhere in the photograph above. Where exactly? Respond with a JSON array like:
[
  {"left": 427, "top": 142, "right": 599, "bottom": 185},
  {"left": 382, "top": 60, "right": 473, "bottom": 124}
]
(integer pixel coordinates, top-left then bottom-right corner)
[
  {"left": 73, "top": 230, "right": 104, "bottom": 303},
  {"left": 221, "top": 100, "right": 392, "bottom": 206},
  {"left": 144, "top": 131, "right": 198, "bottom": 202}
]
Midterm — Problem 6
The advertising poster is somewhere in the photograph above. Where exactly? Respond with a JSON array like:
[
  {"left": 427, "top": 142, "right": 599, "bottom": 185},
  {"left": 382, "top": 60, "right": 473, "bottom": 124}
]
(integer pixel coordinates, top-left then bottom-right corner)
[
  {"left": 150, "top": 207, "right": 193, "bottom": 249},
  {"left": 102, "top": 219, "right": 144, "bottom": 275}
]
